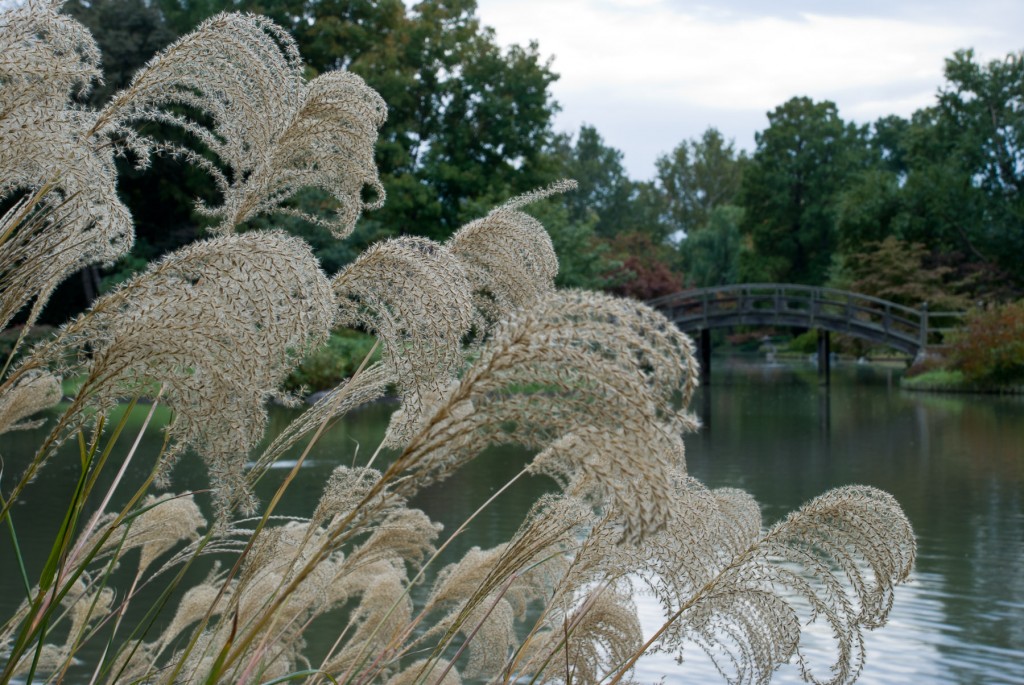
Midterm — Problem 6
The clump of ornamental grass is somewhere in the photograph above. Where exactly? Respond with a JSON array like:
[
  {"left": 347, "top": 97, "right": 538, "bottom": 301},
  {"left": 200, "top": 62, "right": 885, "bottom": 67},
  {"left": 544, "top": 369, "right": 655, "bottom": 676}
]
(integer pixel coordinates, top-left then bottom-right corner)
[{"left": 0, "top": 3, "right": 915, "bottom": 684}]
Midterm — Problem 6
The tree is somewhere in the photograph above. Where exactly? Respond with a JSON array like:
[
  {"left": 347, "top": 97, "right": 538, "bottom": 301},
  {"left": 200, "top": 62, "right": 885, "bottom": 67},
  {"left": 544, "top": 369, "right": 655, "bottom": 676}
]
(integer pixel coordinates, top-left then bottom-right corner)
[
  {"left": 655, "top": 127, "right": 746, "bottom": 238},
  {"left": 605, "top": 232, "right": 685, "bottom": 300},
  {"left": 834, "top": 104, "right": 1022, "bottom": 301},
  {"left": 832, "top": 237, "right": 969, "bottom": 310},
  {"left": 550, "top": 124, "right": 634, "bottom": 238},
  {"left": 931, "top": 49, "right": 1024, "bottom": 281},
  {"left": 678, "top": 205, "right": 744, "bottom": 288},
  {"left": 740, "top": 97, "right": 868, "bottom": 284},
  {"left": 831, "top": 50, "right": 1024, "bottom": 299},
  {"left": 835, "top": 168, "right": 906, "bottom": 252}
]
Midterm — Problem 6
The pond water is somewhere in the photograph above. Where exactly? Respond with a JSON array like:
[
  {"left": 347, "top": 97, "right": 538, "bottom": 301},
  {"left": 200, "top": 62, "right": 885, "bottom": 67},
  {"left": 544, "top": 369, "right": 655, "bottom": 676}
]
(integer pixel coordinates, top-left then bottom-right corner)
[
  {"left": 2, "top": 359, "right": 1023, "bottom": 684},
  {"left": 634, "top": 360, "right": 1024, "bottom": 684}
]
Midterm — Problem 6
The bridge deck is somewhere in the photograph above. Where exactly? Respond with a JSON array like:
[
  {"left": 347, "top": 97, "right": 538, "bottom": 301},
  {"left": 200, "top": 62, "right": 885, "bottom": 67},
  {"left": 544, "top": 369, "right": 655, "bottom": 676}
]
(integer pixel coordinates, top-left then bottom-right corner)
[{"left": 648, "top": 284, "right": 963, "bottom": 357}]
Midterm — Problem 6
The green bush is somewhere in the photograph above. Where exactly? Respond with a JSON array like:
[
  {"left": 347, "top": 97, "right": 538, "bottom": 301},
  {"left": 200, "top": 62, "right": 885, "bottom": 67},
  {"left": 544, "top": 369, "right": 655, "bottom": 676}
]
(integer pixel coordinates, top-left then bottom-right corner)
[
  {"left": 284, "top": 328, "right": 380, "bottom": 393},
  {"left": 901, "top": 368, "right": 967, "bottom": 391},
  {"left": 788, "top": 330, "right": 818, "bottom": 354},
  {"left": 950, "top": 301, "right": 1024, "bottom": 384}
]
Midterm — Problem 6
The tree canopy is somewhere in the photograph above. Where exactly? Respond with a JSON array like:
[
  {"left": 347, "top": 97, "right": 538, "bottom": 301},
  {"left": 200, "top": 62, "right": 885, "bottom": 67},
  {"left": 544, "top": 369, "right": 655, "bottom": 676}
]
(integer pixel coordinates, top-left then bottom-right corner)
[
  {"left": 48, "top": 1, "right": 1024, "bottom": 307},
  {"left": 739, "top": 97, "right": 868, "bottom": 285}
]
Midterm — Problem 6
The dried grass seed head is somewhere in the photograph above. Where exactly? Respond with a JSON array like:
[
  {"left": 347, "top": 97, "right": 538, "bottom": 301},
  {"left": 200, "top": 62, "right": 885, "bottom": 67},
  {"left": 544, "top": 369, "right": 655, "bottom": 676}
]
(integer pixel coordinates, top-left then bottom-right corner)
[
  {"left": 383, "top": 658, "right": 463, "bottom": 685},
  {"left": 529, "top": 423, "right": 687, "bottom": 541},
  {"left": 0, "top": 0, "right": 101, "bottom": 106},
  {"left": 562, "top": 585, "right": 642, "bottom": 684},
  {"left": 447, "top": 180, "right": 574, "bottom": 327},
  {"left": 625, "top": 480, "right": 915, "bottom": 685},
  {"left": 395, "top": 290, "right": 698, "bottom": 512},
  {"left": 323, "top": 558, "right": 414, "bottom": 677},
  {"left": 0, "top": 370, "right": 61, "bottom": 435},
  {"left": 35, "top": 231, "right": 334, "bottom": 516},
  {"left": 95, "top": 12, "right": 385, "bottom": 235},
  {"left": 332, "top": 236, "right": 473, "bottom": 446},
  {"left": 0, "top": 2, "right": 133, "bottom": 330},
  {"left": 119, "top": 494, "right": 206, "bottom": 575}
]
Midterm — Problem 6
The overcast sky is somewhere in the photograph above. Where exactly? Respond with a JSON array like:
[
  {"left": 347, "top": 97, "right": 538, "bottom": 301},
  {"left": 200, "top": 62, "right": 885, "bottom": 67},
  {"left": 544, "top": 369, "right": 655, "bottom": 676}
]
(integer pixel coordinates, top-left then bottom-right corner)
[{"left": 474, "top": 0, "right": 1024, "bottom": 179}]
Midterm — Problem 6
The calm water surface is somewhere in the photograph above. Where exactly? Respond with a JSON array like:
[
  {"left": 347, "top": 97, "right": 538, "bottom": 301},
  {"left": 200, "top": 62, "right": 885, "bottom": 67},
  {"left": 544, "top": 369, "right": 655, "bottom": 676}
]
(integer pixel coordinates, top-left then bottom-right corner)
[{"left": 2, "top": 360, "right": 1023, "bottom": 684}]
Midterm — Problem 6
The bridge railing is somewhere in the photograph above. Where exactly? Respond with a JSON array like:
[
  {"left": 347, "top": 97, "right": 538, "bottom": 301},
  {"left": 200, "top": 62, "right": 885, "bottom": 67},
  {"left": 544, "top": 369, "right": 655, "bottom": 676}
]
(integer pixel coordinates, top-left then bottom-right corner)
[{"left": 648, "top": 284, "right": 965, "bottom": 350}]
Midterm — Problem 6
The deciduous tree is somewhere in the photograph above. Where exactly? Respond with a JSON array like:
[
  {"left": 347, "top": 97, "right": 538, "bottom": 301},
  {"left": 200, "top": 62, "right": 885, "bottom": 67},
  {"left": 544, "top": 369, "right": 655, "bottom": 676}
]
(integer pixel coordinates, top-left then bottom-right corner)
[
  {"left": 741, "top": 97, "right": 867, "bottom": 284},
  {"left": 656, "top": 127, "right": 746, "bottom": 238}
]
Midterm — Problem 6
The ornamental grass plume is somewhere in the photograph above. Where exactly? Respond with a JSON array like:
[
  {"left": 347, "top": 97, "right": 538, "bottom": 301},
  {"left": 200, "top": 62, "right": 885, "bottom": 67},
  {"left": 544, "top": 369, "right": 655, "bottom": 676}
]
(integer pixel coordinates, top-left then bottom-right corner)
[
  {"left": 93, "top": 12, "right": 386, "bottom": 236},
  {"left": 447, "top": 180, "right": 571, "bottom": 328},
  {"left": 384, "top": 289, "right": 699, "bottom": 540},
  {"left": 0, "top": 3, "right": 916, "bottom": 684},
  {"left": 0, "top": 0, "right": 132, "bottom": 331},
  {"left": 0, "top": 369, "right": 60, "bottom": 434},
  {"left": 332, "top": 236, "right": 474, "bottom": 446},
  {"left": 13, "top": 230, "right": 336, "bottom": 517}
]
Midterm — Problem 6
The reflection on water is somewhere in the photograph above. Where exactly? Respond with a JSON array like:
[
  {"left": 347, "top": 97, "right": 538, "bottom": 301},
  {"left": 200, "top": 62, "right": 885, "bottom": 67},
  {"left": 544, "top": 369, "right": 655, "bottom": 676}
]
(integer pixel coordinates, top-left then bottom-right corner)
[{"left": 2, "top": 360, "right": 1023, "bottom": 684}]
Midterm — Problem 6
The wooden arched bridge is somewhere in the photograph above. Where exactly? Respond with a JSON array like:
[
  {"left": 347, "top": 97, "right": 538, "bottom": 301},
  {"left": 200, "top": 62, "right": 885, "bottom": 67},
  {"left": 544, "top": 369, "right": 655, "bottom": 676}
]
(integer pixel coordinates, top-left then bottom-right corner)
[{"left": 647, "top": 283, "right": 965, "bottom": 384}]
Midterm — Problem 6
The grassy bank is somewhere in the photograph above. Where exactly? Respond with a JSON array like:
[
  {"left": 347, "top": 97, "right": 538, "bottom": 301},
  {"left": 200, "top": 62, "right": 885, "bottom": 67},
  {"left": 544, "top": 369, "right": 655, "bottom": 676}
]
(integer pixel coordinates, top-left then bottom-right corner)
[{"left": 901, "top": 369, "right": 1024, "bottom": 394}]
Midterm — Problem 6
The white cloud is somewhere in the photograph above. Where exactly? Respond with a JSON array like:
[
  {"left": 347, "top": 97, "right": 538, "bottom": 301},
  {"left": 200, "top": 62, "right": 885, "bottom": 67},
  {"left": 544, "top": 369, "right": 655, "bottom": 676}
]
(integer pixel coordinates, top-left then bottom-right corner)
[
  {"left": 480, "top": 1, "right": 983, "bottom": 109},
  {"left": 474, "top": 0, "right": 1015, "bottom": 176}
]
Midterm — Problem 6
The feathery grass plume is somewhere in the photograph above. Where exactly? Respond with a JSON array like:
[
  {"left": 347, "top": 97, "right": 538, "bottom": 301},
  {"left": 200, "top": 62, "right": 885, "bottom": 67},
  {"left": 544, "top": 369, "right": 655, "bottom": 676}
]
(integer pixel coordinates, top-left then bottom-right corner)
[
  {"left": 103, "top": 576, "right": 228, "bottom": 683},
  {"left": 416, "top": 547, "right": 525, "bottom": 681},
  {"left": 194, "top": 501, "right": 438, "bottom": 682},
  {"left": 169, "top": 520, "right": 346, "bottom": 683},
  {"left": 384, "top": 658, "right": 463, "bottom": 685},
  {"left": 312, "top": 464, "right": 387, "bottom": 527},
  {"left": 47, "top": 496, "right": 206, "bottom": 670},
  {"left": 409, "top": 496, "right": 589, "bottom": 680},
  {"left": 0, "top": 1, "right": 133, "bottom": 331},
  {"left": 388, "top": 290, "right": 697, "bottom": 539},
  {"left": 447, "top": 180, "right": 573, "bottom": 328},
  {"left": 522, "top": 585, "right": 642, "bottom": 685},
  {"left": 149, "top": 582, "right": 224, "bottom": 663},
  {"left": 0, "top": 369, "right": 60, "bottom": 434},
  {"left": 761, "top": 486, "right": 915, "bottom": 684},
  {"left": 529, "top": 424, "right": 687, "bottom": 542},
  {"left": 235, "top": 521, "right": 336, "bottom": 631},
  {"left": 314, "top": 503, "right": 441, "bottom": 678},
  {"left": 23, "top": 230, "right": 334, "bottom": 515},
  {"left": 604, "top": 480, "right": 914, "bottom": 685},
  {"left": 332, "top": 236, "right": 473, "bottom": 446},
  {"left": 459, "top": 593, "right": 517, "bottom": 679},
  {"left": 344, "top": 507, "right": 442, "bottom": 572},
  {"left": 323, "top": 559, "right": 416, "bottom": 678},
  {"left": 116, "top": 494, "right": 206, "bottom": 576},
  {"left": 94, "top": 12, "right": 386, "bottom": 235},
  {"left": 6, "top": 582, "right": 115, "bottom": 679}
]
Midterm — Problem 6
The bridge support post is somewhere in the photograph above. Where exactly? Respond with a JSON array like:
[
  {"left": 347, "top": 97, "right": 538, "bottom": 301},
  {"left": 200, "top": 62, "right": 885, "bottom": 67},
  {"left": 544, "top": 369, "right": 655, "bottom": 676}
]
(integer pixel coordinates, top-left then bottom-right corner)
[
  {"left": 817, "top": 329, "right": 831, "bottom": 386},
  {"left": 699, "top": 328, "right": 711, "bottom": 387}
]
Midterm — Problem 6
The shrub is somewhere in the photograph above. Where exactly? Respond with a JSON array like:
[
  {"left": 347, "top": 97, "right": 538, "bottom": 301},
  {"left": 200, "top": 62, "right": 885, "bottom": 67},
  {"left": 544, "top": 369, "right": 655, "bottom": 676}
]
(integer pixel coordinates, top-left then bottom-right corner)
[
  {"left": 949, "top": 301, "right": 1024, "bottom": 384},
  {"left": 0, "top": 5, "right": 915, "bottom": 684},
  {"left": 901, "top": 368, "right": 967, "bottom": 391},
  {"left": 788, "top": 329, "right": 818, "bottom": 354}
]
